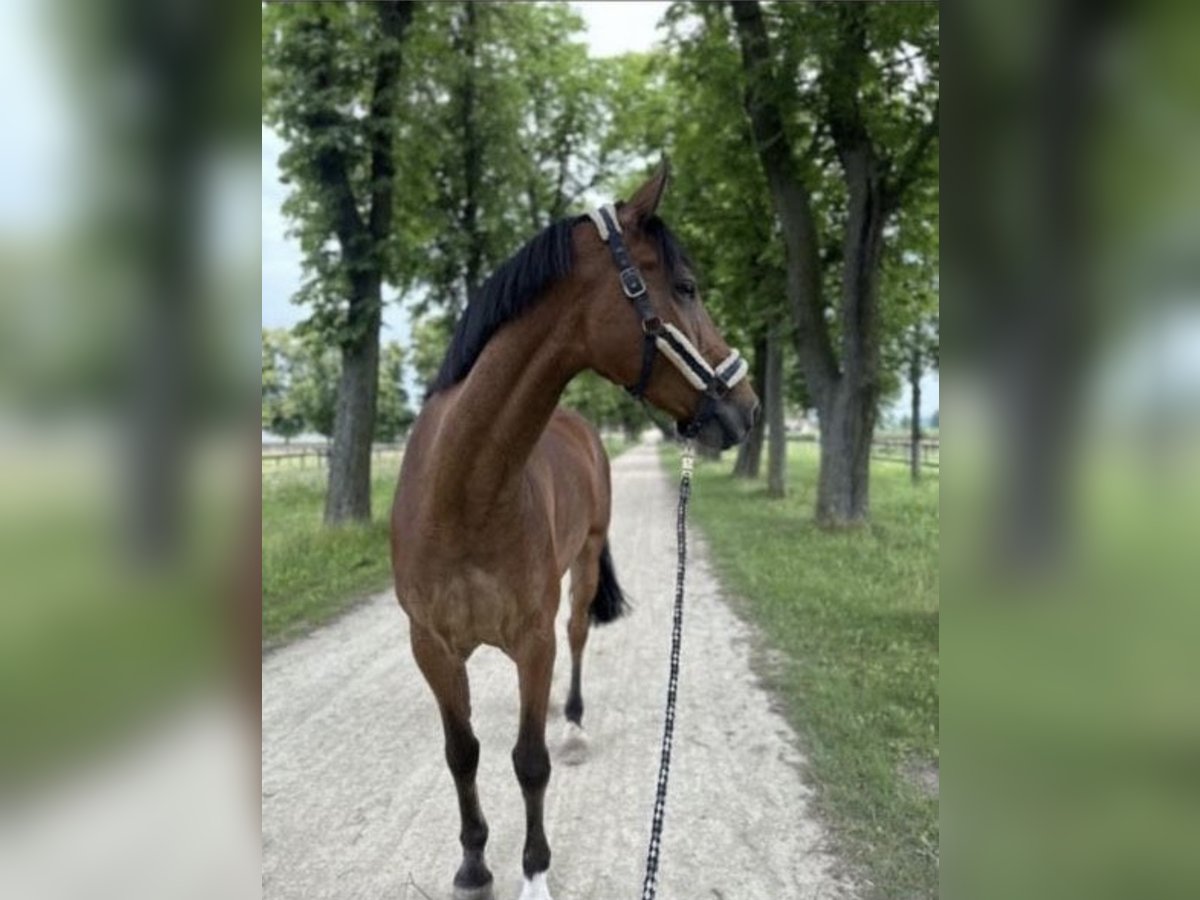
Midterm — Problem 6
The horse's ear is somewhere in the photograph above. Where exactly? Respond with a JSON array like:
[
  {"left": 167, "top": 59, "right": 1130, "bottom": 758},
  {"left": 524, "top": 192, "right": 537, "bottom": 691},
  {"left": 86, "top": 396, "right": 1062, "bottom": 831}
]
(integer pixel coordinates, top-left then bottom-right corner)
[{"left": 620, "top": 159, "right": 670, "bottom": 230}]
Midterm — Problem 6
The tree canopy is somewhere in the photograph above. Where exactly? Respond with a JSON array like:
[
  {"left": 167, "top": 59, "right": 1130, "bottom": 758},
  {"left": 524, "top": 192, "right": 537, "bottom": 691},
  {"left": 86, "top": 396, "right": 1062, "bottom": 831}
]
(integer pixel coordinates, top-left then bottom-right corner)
[{"left": 262, "top": 1, "right": 939, "bottom": 524}]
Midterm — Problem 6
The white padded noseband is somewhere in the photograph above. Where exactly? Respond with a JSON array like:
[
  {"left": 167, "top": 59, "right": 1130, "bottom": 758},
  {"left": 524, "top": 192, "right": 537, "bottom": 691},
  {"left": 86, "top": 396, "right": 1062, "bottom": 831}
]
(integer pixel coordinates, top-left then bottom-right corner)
[{"left": 655, "top": 323, "right": 749, "bottom": 393}]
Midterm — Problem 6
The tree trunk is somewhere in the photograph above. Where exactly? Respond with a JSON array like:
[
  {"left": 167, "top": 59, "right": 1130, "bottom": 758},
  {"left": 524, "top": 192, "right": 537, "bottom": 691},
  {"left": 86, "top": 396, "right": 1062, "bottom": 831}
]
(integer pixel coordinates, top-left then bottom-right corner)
[
  {"left": 129, "top": 283, "right": 188, "bottom": 566},
  {"left": 818, "top": 108, "right": 887, "bottom": 524},
  {"left": 321, "top": 0, "right": 412, "bottom": 524},
  {"left": 765, "top": 323, "right": 787, "bottom": 498},
  {"left": 988, "top": 0, "right": 1106, "bottom": 574},
  {"left": 909, "top": 338, "right": 922, "bottom": 483},
  {"left": 733, "top": 330, "right": 768, "bottom": 478},
  {"left": 325, "top": 281, "right": 382, "bottom": 523},
  {"left": 816, "top": 379, "right": 876, "bottom": 526}
]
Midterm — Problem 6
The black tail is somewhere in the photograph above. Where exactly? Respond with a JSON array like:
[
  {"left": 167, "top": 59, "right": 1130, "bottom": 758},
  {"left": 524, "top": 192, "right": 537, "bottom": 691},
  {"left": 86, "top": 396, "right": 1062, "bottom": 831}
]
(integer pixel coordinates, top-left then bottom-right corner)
[{"left": 589, "top": 541, "right": 629, "bottom": 625}]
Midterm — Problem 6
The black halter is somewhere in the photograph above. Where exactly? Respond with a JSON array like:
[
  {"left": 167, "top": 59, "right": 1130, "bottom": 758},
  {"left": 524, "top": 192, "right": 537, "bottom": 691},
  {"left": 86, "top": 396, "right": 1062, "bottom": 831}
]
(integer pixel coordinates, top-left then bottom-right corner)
[{"left": 592, "top": 206, "right": 746, "bottom": 439}]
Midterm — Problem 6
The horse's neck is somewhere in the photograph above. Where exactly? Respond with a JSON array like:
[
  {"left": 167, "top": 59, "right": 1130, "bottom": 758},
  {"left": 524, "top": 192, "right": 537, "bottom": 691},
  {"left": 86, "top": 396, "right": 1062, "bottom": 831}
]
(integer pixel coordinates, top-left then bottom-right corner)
[{"left": 432, "top": 305, "right": 581, "bottom": 512}]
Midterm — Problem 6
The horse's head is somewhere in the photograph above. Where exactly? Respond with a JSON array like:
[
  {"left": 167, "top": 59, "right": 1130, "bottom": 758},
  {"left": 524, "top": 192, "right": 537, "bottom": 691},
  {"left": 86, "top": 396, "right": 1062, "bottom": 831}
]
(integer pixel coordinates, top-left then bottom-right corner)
[{"left": 575, "top": 164, "right": 760, "bottom": 450}]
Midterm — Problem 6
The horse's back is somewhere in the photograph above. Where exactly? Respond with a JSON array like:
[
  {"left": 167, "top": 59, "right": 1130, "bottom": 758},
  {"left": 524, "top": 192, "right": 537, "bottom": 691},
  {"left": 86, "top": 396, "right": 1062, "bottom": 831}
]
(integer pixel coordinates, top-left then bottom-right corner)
[
  {"left": 530, "top": 408, "right": 613, "bottom": 565},
  {"left": 538, "top": 407, "right": 606, "bottom": 475}
]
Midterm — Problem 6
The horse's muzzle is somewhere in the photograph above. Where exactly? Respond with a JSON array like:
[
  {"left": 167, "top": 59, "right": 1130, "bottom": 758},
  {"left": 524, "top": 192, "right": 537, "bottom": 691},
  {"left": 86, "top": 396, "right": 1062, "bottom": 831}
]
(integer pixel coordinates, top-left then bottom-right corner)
[{"left": 679, "top": 398, "right": 759, "bottom": 450}]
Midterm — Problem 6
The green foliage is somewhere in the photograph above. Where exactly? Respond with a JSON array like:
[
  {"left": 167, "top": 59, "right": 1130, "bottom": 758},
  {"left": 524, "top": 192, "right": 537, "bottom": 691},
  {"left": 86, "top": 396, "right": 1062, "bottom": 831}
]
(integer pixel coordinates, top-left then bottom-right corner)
[
  {"left": 593, "top": 37, "right": 799, "bottom": 439},
  {"left": 669, "top": 439, "right": 939, "bottom": 898},
  {"left": 262, "top": 2, "right": 402, "bottom": 344},
  {"left": 645, "top": 2, "right": 939, "bottom": 418},
  {"left": 408, "top": 314, "right": 452, "bottom": 394},
  {"left": 561, "top": 370, "right": 650, "bottom": 440},
  {"left": 282, "top": 1, "right": 616, "bottom": 402},
  {"left": 375, "top": 341, "right": 414, "bottom": 442},
  {"left": 261, "top": 328, "right": 412, "bottom": 441},
  {"left": 289, "top": 339, "right": 340, "bottom": 439},
  {"left": 397, "top": 2, "right": 607, "bottom": 346},
  {"left": 880, "top": 182, "right": 939, "bottom": 406},
  {"left": 261, "top": 329, "right": 305, "bottom": 440}
]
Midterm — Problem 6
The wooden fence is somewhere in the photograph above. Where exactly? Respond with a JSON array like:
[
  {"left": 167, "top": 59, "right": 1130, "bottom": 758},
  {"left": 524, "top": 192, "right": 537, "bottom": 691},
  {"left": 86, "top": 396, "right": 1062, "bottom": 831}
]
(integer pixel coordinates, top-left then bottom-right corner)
[
  {"left": 870, "top": 437, "right": 940, "bottom": 470},
  {"left": 788, "top": 433, "right": 940, "bottom": 470},
  {"left": 261, "top": 443, "right": 404, "bottom": 471},
  {"left": 263, "top": 437, "right": 937, "bottom": 472}
]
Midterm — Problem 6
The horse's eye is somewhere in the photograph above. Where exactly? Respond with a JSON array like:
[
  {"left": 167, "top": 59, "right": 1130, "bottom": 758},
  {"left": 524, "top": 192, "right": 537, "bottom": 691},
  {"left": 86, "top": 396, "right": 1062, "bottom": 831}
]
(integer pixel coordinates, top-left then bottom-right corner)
[{"left": 675, "top": 280, "right": 697, "bottom": 300}]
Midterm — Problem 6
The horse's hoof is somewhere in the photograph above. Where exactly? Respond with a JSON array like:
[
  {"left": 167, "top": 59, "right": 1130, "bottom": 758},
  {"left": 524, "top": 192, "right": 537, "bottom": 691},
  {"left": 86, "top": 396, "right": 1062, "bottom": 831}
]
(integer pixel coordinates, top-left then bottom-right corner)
[
  {"left": 453, "top": 863, "right": 494, "bottom": 900},
  {"left": 560, "top": 722, "right": 589, "bottom": 766},
  {"left": 452, "top": 883, "right": 495, "bottom": 900},
  {"left": 518, "top": 871, "right": 554, "bottom": 900}
]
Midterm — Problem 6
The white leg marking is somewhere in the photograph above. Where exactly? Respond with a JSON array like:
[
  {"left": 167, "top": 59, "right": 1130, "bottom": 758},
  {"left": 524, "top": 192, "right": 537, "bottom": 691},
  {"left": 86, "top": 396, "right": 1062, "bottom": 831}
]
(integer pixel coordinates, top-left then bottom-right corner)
[
  {"left": 560, "top": 721, "right": 589, "bottom": 766},
  {"left": 517, "top": 871, "right": 553, "bottom": 900}
]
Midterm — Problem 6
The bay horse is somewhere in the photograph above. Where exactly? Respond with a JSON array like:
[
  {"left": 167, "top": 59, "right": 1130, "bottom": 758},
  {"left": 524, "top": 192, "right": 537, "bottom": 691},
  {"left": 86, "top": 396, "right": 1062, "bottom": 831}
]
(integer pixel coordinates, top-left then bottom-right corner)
[{"left": 390, "top": 164, "right": 759, "bottom": 900}]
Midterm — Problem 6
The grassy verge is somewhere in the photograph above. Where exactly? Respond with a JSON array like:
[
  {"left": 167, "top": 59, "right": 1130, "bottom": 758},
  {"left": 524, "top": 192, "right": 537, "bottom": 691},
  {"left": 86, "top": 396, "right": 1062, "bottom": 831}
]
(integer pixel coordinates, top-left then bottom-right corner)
[
  {"left": 1, "top": 442, "right": 235, "bottom": 783},
  {"left": 663, "top": 441, "right": 939, "bottom": 898},
  {"left": 262, "top": 452, "right": 402, "bottom": 649}
]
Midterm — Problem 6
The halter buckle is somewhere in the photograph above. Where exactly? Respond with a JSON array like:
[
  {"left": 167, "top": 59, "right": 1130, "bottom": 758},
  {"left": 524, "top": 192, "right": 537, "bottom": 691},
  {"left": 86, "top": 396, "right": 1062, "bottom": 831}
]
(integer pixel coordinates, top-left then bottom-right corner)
[
  {"left": 619, "top": 267, "right": 647, "bottom": 299},
  {"left": 642, "top": 315, "right": 663, "bottom": 336}
]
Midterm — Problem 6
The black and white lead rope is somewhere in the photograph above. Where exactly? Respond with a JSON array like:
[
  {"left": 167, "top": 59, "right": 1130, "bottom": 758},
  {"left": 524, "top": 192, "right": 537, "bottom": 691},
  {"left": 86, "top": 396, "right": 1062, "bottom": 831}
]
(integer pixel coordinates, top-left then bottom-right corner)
[
  {"left": 639, "top": 441, "right": 694, "bottom": 900},
  {"left": 580, "top": 202, "right": 740, "bottom": 895}
]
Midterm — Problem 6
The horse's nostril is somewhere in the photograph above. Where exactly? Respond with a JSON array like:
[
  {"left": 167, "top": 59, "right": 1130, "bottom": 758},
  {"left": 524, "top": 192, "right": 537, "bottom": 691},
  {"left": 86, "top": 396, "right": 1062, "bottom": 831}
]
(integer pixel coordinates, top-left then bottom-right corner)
[{"left": 748, "top": 402, "right": 761, "bottom": 428}]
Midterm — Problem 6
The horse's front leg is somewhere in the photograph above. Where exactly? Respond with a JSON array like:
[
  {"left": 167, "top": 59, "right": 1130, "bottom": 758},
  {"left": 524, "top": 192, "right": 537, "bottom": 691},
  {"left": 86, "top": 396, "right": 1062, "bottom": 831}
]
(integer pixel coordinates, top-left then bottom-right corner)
[
  {"left": 512, "top": 622, "right": 557, "bottom": 900},
  {"left": 410, "top": 624, "right": 494, "bottom": 900}
]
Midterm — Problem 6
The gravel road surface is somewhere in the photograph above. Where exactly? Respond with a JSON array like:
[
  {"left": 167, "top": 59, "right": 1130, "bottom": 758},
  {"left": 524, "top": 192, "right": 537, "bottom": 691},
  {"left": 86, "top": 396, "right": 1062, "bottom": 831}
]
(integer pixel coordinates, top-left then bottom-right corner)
[{"left": 262, "top": 443, "right": 852, "bottom": 900}]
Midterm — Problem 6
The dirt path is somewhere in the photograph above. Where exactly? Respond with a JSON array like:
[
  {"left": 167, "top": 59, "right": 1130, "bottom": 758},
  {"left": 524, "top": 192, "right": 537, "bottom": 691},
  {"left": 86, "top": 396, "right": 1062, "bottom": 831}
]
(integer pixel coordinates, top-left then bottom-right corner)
[{"left": 262, "top": 442, "right": 852, "bottom": 900}]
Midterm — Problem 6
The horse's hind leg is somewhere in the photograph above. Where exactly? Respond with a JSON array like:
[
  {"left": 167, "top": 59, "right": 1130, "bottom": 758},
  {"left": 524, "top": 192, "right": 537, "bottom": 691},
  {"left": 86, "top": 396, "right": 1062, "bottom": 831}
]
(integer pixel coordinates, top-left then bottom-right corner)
[
  {"left": 410, "top": 624, "right": 493, "bottom": 900},
  {"left": 512, "top": 622, "right": 557, "bottom": 900},
  {"left": 561, "top": 535, "right": 602, "bottom": 764}
]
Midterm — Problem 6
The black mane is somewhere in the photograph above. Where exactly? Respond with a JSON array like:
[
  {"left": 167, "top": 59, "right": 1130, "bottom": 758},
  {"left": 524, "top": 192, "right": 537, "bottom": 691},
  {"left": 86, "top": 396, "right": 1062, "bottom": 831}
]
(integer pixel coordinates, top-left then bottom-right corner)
[
  {"left": 428, "top": 217, "right": 578, "bottom": 396},
  {"left": 427, "top": 210, "right": 691, "bottom": 397}
]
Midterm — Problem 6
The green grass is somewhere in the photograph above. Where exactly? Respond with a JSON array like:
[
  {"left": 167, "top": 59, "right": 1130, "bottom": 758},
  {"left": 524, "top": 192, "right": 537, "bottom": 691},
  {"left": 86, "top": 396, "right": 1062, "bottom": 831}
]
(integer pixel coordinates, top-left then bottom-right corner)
[
  {"left": 263, "top": 440, "right": 636, "bottom": 649},
  {"left": 664, "top": 442, "right": 939, "bottom": 899},
  {"left": 1, "top": 445, "right": 234, "bottom": 784},
  {"left": 262, "top": 452, "right": 402, "bottom": 649},
  {"left": 939, "top": 438, "right": 1200, "bottom": 900}
]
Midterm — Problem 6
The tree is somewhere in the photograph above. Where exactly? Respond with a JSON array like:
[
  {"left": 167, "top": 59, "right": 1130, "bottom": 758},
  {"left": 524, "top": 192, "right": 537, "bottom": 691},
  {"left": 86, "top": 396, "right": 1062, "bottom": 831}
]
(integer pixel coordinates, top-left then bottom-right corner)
[
  {"left": 263, "top": 1, "right": 415, "bottom": 523},
  {"left": 402, "top": 3, "right": 602, "bottom": 351},
  {"left": 290, "top": 339, "right": 340, "bottom": 440},
  {"left": 512, "top": 7, "right": 614, "bottom": 229},
  {"left": 408, "top": 314, "right": 452, "bottom": 395},
  {"left": 765, "top": 323, "right": 787, "bottom": 497},
  {"left": 263, "top": 330, "right": 408, "bottom": 444},
  {"left": 261, "top": 329, "right": 305, "bottom": 442},
  {"left": 727, "top": 1, "right": 939, "bottom": 526},
  {"left": 375, "top": 341, "right": 414, "bottom": 443},
  {"left": 732, "top": 332, "right": 769, "bottom": 478},
  {"left": 879, "top": 190, "right": 939, "bottom": 483}
]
